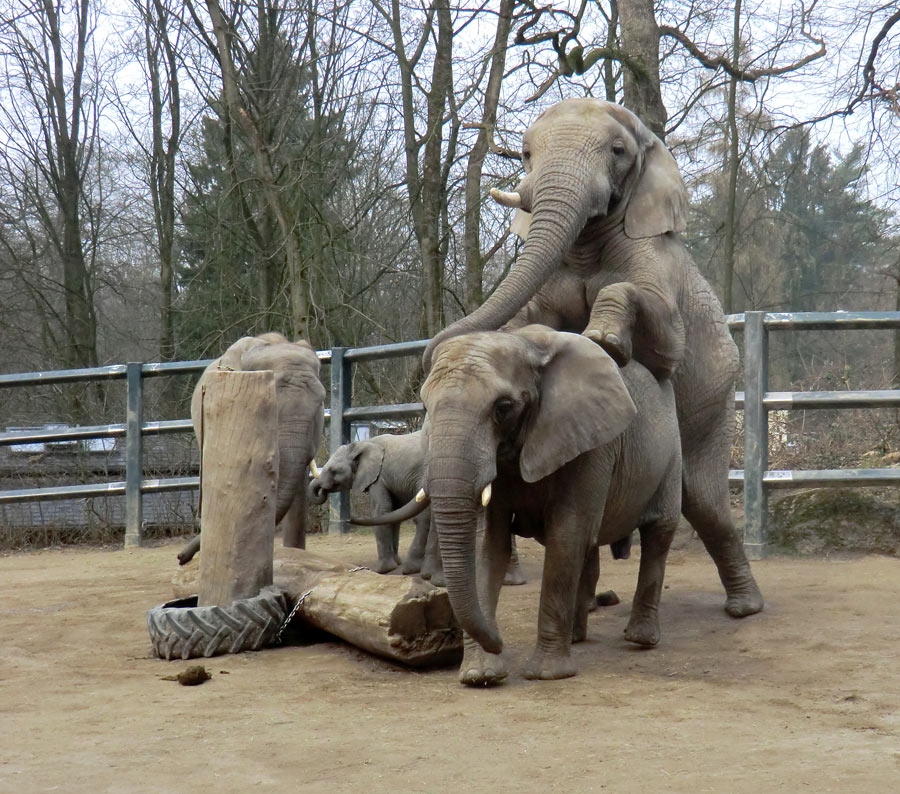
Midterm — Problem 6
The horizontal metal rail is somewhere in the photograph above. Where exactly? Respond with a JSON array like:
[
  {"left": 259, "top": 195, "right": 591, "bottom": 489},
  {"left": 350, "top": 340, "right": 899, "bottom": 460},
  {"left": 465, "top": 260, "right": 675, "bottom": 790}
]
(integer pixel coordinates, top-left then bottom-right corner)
[
  {"left": 0, "top": 419, "right": 194, "bottom": 448},
  {"left": 735, "top": 310, "right": 900, "bottom": 560},
  {"left": 0, "top": 476, "right": 199, "bottom": 505},
  {"left": 734, "top": 390, "right": 900, "bottom": 411},
  {"left": 727, "top": 310, "right": 900, "bottom": 331},
  {"left": 1, "top": 312, "right": 898, "bottom": 550},
  {"left": 729, "top": 469, "right": 900, "bottom": 487}
]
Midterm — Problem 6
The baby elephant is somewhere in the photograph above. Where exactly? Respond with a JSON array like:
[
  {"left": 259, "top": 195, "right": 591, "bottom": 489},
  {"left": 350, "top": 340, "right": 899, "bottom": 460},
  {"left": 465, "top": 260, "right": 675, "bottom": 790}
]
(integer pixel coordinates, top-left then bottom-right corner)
[{"left": 309, "top": 432, "right": 432, "bottom": 575}]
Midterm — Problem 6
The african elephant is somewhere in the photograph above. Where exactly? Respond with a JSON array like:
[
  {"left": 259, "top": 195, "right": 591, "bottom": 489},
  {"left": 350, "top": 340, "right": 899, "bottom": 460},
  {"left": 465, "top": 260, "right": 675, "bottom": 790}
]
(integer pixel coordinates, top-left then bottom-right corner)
[
  {"left": 308, "top": 431, "right": 432, "bottom": 574},
  {"left": 314, "top": 431, "right": 527, "bottom": 587},
  {"left": 422, "top": 97, "right": 762, "bottom": 619},
  {"left": 178, "top": 333, "right": 326, "bottom": 565},
  {"left": 420, "top": 326, "right": 682, "bottom": 684}
]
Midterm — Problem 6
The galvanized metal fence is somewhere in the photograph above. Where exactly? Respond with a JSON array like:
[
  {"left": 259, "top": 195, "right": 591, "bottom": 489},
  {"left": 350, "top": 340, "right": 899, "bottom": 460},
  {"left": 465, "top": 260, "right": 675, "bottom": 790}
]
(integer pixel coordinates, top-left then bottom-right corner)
[
  {"left": 1, "top": 311, "right": 898, "bottom": 556},
  {"left": 731, "top": 311, "right": 900, "bottom": 559}
]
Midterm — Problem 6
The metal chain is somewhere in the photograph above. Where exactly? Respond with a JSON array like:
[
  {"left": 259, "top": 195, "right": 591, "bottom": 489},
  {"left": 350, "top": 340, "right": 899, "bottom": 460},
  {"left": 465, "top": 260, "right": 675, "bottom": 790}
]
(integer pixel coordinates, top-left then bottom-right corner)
[
  {"left": 274, "top": 566, "right": 370, "bottom": 644},
  {"left": 275, "top": 588, "right": 313, "bottom": 644}
]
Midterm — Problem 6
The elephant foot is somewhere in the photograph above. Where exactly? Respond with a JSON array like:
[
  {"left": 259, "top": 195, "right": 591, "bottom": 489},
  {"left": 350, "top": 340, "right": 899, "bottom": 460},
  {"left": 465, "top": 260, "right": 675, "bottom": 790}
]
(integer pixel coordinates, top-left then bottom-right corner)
[
  {"left": 374, "top": 557, "right": 400, "bottom": 574},
  {"left": 459, "top": 644, "right": 508, "bottom": 687},
  {"left": 595, "top": 589, "right": 621, "bottom": 607},
  {"left": 583, "top": 328, "right": 631, "bottom": 368},
  {"left": 401, "top": 556, "right": 423, "bottom": 575},
  {"left": 521, "top": 649, "right": 577, "bottom": 681},
  {"left": 624, "top": 613, "right": 660, "bottom": 647},
  {"left": 724, "top": 580, "right": 764, "bottom": 618},
  {"left": 502, "top": 561, "right": 526, "bottom": 586}
]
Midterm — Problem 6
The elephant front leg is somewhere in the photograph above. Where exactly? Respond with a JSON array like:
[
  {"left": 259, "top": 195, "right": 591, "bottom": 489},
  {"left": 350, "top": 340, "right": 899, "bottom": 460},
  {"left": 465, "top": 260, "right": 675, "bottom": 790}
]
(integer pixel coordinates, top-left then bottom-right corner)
[
  {"left": 459, "top": 511, "right": 511, "bottom": 686},
  {"left": 624, "top": 519, "right": 677, "bottom": 647},
  {"left": 583, "top": 282, "right": 685, "bottom": 379},
  {"left": 572, "top": 544, "right": 600, "bottom": 643},
  {"left": 522, "top": 523, "right": 588, "bottom": 680}
]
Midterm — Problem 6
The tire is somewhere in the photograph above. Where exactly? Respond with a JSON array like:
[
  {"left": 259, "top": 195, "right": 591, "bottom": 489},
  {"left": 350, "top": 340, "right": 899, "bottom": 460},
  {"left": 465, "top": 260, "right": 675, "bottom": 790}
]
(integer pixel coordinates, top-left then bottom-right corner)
[{"left": 147, "top": 586, "right": 288, "bottom": 660}]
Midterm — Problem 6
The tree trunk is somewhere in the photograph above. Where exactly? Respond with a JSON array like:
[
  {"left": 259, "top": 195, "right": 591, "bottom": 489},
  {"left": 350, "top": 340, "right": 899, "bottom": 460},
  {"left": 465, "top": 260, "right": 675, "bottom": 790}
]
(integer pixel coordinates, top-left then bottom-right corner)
[
  {"left": 142, "top": 0, "right": 181, "bottom": 363},
  {"left": 722, "top": 0, "right": 743, "bottom": 314},
  {"left": 603, "top": 0, "right": 620, "bottom": 102},
  {"left": 205, "top": 0, "right": 310, "bottom": 340},
  {"left": 463, "top": 0, "right": 514, "bottom": 313},
  {"left": 617, "top": 0, "right": 667, "bottom": 140},
  {"left": 196, "top": 369, "right": 279, "bottom": 607},
  {"left": 420, "top": 0, "right": 453, "bottom": 337}
]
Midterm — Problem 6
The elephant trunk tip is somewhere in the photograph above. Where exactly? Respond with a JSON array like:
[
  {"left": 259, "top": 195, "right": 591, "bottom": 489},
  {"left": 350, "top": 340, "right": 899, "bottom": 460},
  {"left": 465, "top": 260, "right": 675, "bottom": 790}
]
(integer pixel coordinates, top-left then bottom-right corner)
[{"left": 308, "top": 480, "right": 328, "bottom": 506}]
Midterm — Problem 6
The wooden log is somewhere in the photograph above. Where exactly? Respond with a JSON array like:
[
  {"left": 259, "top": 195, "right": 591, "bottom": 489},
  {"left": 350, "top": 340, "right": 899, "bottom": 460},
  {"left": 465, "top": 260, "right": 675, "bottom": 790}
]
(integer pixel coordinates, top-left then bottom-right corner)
[
  {"left": 197, "top": 369, "right": 278, "bottom": 607},
  {"left": 174, "top": 547, "right": 462, "bottom": 668}
]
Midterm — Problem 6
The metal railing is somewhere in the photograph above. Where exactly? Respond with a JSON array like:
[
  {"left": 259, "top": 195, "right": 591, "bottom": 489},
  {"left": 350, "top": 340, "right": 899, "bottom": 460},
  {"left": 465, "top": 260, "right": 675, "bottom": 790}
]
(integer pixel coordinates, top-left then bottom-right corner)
[
  {"left": 1, "top": 311, "right": 898, "bottom": 555},
  {"left": 731, "top": 311, "right": 900, "bottom": 559}
]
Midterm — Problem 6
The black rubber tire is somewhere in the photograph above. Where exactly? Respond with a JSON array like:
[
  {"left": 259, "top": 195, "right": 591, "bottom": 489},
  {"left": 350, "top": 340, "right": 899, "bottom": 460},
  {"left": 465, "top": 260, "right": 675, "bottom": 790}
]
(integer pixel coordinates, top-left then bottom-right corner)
[{"left": 147, "top": 586, "right": 288, "bottom": 660}]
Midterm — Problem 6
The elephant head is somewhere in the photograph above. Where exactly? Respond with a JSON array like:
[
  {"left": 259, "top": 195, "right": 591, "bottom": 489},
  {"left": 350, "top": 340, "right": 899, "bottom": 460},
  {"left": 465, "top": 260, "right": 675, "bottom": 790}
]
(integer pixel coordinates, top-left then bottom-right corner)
[
  {"left": 421, "top": 325, "right": 636, "bottom": 653},
  {"left": 422, "top": 98, "right": 688, "bottom": 369},
  {"left": 308, "top": 440, "right": 385, "bottom": 506}
]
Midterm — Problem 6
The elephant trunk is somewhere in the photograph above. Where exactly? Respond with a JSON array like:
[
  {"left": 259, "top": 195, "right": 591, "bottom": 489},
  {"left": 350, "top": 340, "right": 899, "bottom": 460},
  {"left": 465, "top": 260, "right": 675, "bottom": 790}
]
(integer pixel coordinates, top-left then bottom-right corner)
[
  {"left": 349, "top": 492, "right": 429, "bottom": 525},
  {"left": 276, "top": 417, "right": 316, "bottom": 523},
  {"left": 308, "top": 476, "right": 329, "bottom": 506},
  {"left": 423, "top": 166, "right": 593, "bottom": 370},
  {"left": 428, "top": 450, "right": 502, "bottom": 655}
]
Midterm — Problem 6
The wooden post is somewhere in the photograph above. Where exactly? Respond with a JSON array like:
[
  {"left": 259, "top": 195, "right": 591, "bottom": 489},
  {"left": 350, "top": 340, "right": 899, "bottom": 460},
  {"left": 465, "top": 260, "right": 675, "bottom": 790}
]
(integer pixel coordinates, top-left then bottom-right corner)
[{"left": 197, "top": 369, "right": 278, "bottom": 606}]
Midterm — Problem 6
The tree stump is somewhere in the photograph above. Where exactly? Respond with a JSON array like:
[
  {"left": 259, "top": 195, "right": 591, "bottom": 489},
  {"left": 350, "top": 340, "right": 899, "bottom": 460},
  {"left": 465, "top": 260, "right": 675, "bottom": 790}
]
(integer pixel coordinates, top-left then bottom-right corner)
[{"left": 196, "top": 369, "right": 278, "bottom": 607}]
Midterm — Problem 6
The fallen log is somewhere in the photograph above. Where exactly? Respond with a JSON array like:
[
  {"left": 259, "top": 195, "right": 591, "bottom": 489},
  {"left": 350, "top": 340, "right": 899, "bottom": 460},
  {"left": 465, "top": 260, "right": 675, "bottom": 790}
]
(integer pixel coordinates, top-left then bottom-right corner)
[{"left": 174, "top": 547, "right": 462, "bottom": 668}]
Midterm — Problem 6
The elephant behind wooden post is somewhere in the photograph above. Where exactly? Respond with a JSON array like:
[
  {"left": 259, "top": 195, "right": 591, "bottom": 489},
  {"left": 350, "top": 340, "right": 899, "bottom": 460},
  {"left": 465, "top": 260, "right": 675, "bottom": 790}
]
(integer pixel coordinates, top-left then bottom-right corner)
[{"left": 178, "top": 333, "right": 325, "bottom": 565}]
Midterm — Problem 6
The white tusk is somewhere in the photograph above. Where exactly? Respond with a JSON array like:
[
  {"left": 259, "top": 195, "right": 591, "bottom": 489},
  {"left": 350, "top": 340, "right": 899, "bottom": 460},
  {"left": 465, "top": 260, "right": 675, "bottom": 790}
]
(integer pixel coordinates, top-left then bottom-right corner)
[
  {"left": 490, "top": 188, "right": 522, "bottom": 209},
  {"left": 415, "top": 488, "right": 427, "bottom": 503},
  {"left": 310, "top": 460, "right": 321, "bottom": 478},
  {"left": 481, "top": 483, "right": 492, "bottom": 507}
]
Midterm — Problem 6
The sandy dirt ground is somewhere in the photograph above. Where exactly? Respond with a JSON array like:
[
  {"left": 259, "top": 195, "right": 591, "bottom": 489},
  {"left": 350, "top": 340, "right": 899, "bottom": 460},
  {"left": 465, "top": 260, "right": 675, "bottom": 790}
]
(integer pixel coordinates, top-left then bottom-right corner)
[{"left": 1, "top": 528, "right": 899, "bottom": 794}]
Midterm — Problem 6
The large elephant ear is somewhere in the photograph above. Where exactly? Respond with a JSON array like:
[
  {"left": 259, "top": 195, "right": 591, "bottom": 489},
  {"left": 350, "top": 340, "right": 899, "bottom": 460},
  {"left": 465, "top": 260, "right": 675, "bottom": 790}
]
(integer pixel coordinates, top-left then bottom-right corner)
[
  {"left": 352, "top": 441, "right": 385, "bottom": 494},
  {"left": 623, "top": 131, "right": 688, "bottom": 239},
  {"left": 515, "top": 326, "right": 637, "bottom": 483}
]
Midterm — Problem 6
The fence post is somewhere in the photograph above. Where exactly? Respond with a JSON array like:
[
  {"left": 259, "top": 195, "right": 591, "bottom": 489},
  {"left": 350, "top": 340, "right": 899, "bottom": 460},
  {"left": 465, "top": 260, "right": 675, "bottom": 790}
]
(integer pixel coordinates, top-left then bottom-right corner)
[
  {"left": 743, "top": 312, "right": 769, "bottom": 559},
  {"left": 328, "top": 347, "right": 352, "bottom": 536},
  {"left": 124, "top": 362, "right": 144, "bottom": 548}
]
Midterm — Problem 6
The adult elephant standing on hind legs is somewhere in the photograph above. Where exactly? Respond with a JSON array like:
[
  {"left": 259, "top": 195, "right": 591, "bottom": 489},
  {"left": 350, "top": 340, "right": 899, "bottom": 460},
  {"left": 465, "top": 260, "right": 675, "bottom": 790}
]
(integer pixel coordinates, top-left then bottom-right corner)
[{"left": 423, "top": 98, "right": 763, "bottom": 618}]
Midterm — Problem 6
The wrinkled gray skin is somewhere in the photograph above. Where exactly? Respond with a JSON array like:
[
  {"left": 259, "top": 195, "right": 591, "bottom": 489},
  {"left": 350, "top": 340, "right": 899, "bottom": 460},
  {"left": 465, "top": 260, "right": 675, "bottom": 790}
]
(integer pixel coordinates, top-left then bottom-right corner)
[
  {"left": 423, "top": 98, "right": 762, "bottom": 619},
  {"left": 424, "top": 326, "right": 682, "bottom": 685},
  {"left": 308, "top": 431, "right": 432, "bottom": 575},
  {"left": 178, "top": 333, "right": 325, "bottom": 565}
]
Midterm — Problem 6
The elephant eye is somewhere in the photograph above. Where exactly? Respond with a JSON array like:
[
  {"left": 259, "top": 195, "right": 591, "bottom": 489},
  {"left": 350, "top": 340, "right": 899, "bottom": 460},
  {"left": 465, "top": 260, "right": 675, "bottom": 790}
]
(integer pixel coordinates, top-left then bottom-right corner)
[
  {"left": 493, "top": 397, "right": 515, "bottom": 422},
  {"left": 612, "top": 140, "right": 626, "bottom": 156}
]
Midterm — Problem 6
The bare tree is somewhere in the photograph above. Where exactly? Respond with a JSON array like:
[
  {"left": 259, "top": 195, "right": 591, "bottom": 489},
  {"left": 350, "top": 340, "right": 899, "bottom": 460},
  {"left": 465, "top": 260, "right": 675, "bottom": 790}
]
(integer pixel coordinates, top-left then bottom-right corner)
[{"left": 0, "top": 0, "right": 103, "bottom": 374}]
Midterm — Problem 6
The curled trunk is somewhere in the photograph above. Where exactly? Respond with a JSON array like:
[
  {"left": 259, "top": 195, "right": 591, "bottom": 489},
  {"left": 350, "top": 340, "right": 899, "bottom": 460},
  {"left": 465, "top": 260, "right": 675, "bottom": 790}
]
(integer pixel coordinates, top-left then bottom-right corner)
[{"left": 423, "top": 167, "right": 592, "bottom": 369}]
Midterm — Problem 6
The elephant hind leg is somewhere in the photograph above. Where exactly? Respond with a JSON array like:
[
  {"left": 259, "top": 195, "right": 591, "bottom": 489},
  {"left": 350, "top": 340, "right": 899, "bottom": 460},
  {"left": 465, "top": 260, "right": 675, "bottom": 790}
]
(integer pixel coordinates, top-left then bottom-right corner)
[{"left": 681, "top": 430, "right": 764, "bottom": 618}]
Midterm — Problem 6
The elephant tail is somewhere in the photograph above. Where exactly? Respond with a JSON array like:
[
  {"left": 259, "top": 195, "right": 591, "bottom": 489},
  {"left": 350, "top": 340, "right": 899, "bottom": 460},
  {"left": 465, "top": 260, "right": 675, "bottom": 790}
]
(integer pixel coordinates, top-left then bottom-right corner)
[{"left": 350, "top": 491, "right": 431, "bottom": 526}]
